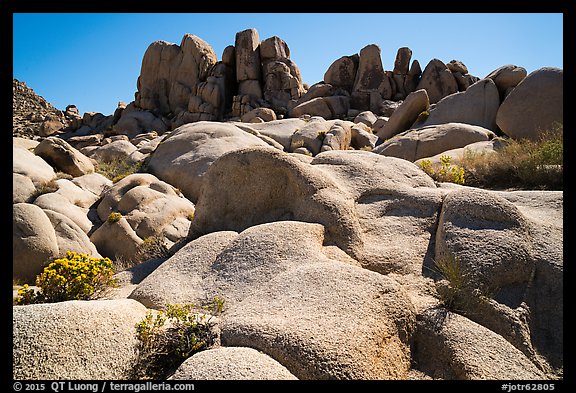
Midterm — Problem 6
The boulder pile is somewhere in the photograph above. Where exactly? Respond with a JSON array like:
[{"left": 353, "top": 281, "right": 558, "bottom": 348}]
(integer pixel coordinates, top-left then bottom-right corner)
[
  {"left": 13, "top": 79, "right": 71, "bottom": 139},
  {"left": 12, "top": 27, "right": 563, "bottom": 381}
]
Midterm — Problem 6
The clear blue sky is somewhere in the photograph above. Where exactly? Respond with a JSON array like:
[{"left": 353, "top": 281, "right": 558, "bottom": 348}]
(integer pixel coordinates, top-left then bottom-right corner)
[{"left": 13, "top": 13, "right": 563, "bottom": 116}]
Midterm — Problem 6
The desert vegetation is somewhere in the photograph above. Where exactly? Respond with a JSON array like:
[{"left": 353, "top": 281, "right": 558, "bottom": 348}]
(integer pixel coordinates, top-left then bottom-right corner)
[
  {"left": 133, "top": 299, "right": 225, "bottom": 379},
  {"left": 460, "top": 124, "right": 563, "bottom": 190},
  {"left": 417, "top": 124, "right": 562, "bottom": 190},
  {"left": 16, "top": 251, "right": 116, "bottom": 305},
  {"left": 95, "top": 157, "right": 145, "bottom": 183}
]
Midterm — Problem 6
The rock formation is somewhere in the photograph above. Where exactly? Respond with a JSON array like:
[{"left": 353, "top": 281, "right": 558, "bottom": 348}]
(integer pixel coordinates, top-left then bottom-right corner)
[
  {"left": 169, "top": 347, "right": 298, "bottom": 380},
  {"left": 13, "top": 299, "right": 148, "bottom": 379},
  {"left": 22, "top": 28, "right": 492, "bottom": 141},
  {"left": 12, "top": 26, "right": 563, "bottom": 382},
  {"left": 13, "top": 79, "right": 67, "bottom": 139},
  {"left": 135, "top": 34, "right": 217, "bottom": 118},
  {"left": 496, "top": 67, "right": 563, "bottom": 140},
  {"left": 412, "top": 78, "right": 500, "bottom": 131}
]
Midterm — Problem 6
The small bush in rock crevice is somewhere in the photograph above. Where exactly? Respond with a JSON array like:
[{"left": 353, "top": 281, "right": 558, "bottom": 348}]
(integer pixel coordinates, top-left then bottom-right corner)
[
  {"left": 95, "top": 157, "right": 144, "bottom": 183},
  {"left": 432, "top": 253, "right": 468, "bottom": 311},
  {"left": 431, "top": 253, "right": 499, "bottom": 331},
  {"left": 112, "top": 234, "right": 171, "bottom": 273},
  {"left": 137, "top": 235, "right": 170, "bottom": 261},
  {"left": 133, "top": 298, "right": 225, "bottom": 379},
  {"left": 107, "top": 211, "right": 123, "bottom": 223}
]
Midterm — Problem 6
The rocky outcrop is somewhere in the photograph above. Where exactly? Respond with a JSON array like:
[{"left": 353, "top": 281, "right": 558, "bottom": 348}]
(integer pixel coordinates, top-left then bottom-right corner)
[
  {"left": 290, "top": 48, "right": 481, "bottom": 120},
  {"left": 496, "top": 67, "right": 563, "bottom": 140},
  {"left": 112, "top": 27, "right": 302, "bottom": 125},
  {"left": 146, "top": 121, "right": 273, "bottom": 202},
  {"left": 233, "top": 31, "right": 306, "bottom": 118},
  {"left": 128, "top": 144, "right": 561, "bottom": 379},
  {"left": 415, "top": 59, "right": 459, "bottom": 104},
  {"left": 131, "top": 29, "right": 306, "bottom": 126},
  {"left": 13, "top": 79, "right": 67, "bottom": 139},
  {"left": 135, "top": 34, "right": 217, "bottom": 117},
  {"left": 20, "top": 27, "right": 555, "bottom": 145},
  {"left": 485, "top": 64, "right": 528, "bottom": 100},
  {"left": 374, "top": 123, "right": 496, "bottom": 162},
  {"left": 351, "top": 44, "right": 390, "bottom": 111},
  {"left": 261, "top": 36, "right": 306, "bottom": 111},
  {"left": 13, "top": 299, "right": 148, "bottom": 379},
  {"left": 12, "top": 27, "right": 563, "bottom": 382},
  {"left": 169, "top": 347, "right": 298, "bottom": 380},
  {"left": 33, "top": 136, "right": 95, "bottom": 177},
  {"left": 375, "top": 89, "right": 429, "bottom": 140},
  {"left": 412, "top": 78, "right": 500, "bottom": 131},
  {"left": 13, "top": 203, "right": 60, "bottom": 283},
  {"left": 94, "top": 173, "right": 195, "bottom": 250},
  {"left": 49, "top": 29, "right": 500, "bottom": 134},
  {"left": 12, "top": 128, "right": 563, "bottom": 380}
]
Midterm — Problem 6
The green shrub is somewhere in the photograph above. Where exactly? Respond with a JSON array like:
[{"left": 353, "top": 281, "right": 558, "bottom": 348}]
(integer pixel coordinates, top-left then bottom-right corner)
[
  {"left": 107, "top": 211, "right": 123, "bottom": 223},
  {"left": 16, "top": 251, "right": 115, "bottom": 304},
  {"left": 133, "top": 298, "right": 225, "bottom": 379},
  {"left": 415, "top": 110, "right": 430, "bottom": 123},
  {"left": 432, "top": 253, "right": 497, "bottom": 317},
  {"left": 434, "top": 254, "right": 466, "bottom": 299},
  {"left": 137, "top": 235, "right": 170, "bottom": 261},
  {"left": 112, "top": 233, "right": 172, "bottom": 273},
  {"left": 460, "top": 124, "right": 563, "bottom": 190},
  {"left": 419, "top": 155, "right": 465, "bottom": 185},
  {"left": 30, "top": 179, "right": 59, "bottom": 200},
  {"left": 95, "top": 157, "right": 144, "bottom": 183}
]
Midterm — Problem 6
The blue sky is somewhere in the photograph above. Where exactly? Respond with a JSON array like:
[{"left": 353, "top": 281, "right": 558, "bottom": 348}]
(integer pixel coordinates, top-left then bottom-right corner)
[{"left": 13, "top": 13, "right": 563, "bottom": 116}]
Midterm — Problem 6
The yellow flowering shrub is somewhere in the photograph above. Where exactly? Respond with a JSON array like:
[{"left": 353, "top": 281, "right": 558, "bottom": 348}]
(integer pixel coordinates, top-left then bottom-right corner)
[
  {"left": 418, "top": 155, "right": 465, "bottom": 185},
  {"left": 107, "top": 212, "right": 123, "bottom": 223},
  {"left": 16, "top": 251, "right": 115, "bottom": 304}
]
